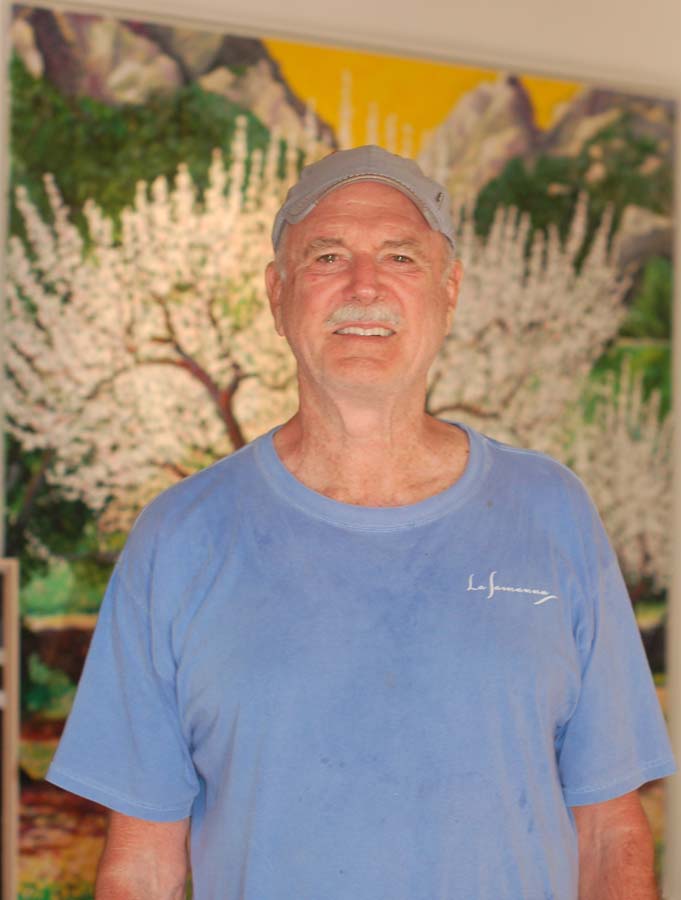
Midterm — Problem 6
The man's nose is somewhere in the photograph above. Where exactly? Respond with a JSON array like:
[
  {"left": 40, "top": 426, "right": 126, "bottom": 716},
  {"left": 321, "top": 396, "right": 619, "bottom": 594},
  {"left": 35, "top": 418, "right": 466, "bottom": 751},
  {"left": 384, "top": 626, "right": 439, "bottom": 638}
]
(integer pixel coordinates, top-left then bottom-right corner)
[{"left": 348, "top": 255, "right": 380, "bottom": 301}]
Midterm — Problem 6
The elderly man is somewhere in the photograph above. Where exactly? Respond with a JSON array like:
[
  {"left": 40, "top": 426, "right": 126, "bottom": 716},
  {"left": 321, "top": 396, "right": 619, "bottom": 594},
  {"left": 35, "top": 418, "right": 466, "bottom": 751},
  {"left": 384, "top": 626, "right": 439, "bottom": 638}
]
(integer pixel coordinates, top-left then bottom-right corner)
[{"left": 48, "top": 147, "right": 675, "bottom": 900}]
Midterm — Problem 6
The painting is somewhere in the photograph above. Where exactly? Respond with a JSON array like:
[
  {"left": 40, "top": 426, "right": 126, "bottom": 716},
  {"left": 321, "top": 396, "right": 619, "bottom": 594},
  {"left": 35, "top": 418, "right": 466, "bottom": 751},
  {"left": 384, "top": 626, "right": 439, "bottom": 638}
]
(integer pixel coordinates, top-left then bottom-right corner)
[{"left": 6, "top": 4, "right": 674, "bottom": 895}]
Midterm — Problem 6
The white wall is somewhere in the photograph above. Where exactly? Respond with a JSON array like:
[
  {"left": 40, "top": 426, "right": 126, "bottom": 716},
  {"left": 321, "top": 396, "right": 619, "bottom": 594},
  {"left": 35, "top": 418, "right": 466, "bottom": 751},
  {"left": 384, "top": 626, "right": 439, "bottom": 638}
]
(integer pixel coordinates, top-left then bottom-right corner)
[{"left": 39, "top": 0, "right": 681, "bottom": 95}]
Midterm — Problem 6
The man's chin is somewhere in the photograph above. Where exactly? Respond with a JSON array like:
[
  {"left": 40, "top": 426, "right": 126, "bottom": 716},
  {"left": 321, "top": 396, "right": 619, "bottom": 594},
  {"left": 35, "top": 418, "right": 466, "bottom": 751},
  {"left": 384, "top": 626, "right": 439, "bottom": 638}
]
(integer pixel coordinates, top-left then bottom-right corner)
[{"left": 318, "top": 361, "right": 413, "bottom": 397}]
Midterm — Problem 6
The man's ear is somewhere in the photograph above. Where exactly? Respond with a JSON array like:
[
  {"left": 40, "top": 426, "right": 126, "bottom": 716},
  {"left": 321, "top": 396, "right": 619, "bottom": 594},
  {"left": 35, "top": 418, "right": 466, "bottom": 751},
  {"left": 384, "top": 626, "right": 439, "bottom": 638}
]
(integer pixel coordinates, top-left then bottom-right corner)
[
  {"left": 265, "top": 261, "right": 285, "bottom": 336},
  {"left": 444, "top": 259, "right": 463, "bottom": 331}
]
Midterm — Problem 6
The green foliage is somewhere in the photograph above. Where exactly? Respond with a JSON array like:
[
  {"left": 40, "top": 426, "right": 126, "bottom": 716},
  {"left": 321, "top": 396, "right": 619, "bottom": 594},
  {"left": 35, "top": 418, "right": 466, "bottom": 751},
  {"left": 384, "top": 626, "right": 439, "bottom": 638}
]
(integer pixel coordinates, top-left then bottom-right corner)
[
  {"left": 5, "top": 434, "right": 121, "bottom": 606},
  {"left": 589, "top": 256, "right": 672, "bottom": 418},
  {"left": 6, "top": 438, "right": 92, "bottom": 569},
  {"left": 654, "top": 837, "right": 665, "bottom": 886},
  {"left": 10, "top": 53, "right": 272, "bottom": 236},
  {"left": 591, "top": 342, "right": 671, "bottom": 419},
  {"left": 21, "top": 559, "right": 105, "bottom": 617},
  {"left": 20, "top": 888, "right": 93, "bottom": 900},
  {"left": 474, "top": 156, "right": 578, "bottom": 246},
  {"left": 474, "top": 111, "right": 672, "bottom": 266},
  {"left": 23, "top": 653, "right": 77, "bottom": 718},
  {"left": 621, "top": 256, "right": 671, "bottom": 341},
  {"left": 18, "top": 877, "right": 189, "bottom": 900}
]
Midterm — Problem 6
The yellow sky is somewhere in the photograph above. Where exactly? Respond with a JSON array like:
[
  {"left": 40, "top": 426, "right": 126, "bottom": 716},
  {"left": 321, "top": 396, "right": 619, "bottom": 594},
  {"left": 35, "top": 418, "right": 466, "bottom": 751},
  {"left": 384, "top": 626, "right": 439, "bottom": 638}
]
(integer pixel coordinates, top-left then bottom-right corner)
[{"left": 265, "top": 38, "right": 583, "bottom": 150}]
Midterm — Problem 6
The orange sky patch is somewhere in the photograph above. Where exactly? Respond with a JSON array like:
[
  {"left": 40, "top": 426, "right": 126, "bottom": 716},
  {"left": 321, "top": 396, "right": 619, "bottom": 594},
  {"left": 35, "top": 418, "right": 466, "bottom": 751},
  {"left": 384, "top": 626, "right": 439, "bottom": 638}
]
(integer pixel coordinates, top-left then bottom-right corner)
[{"left": 265, "top": 38, "right": 583, "bottom": 150}]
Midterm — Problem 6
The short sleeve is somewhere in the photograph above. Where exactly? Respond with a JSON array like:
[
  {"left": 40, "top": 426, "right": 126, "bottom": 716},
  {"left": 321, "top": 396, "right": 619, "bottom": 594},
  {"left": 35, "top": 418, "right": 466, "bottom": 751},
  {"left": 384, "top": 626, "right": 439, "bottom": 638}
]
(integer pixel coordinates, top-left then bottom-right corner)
[
  {"left": 46, "top": 550, "right": 200, "bottom": 821},
  {"left": 558, "top": 521, "right": 675, "bottom": 806}
]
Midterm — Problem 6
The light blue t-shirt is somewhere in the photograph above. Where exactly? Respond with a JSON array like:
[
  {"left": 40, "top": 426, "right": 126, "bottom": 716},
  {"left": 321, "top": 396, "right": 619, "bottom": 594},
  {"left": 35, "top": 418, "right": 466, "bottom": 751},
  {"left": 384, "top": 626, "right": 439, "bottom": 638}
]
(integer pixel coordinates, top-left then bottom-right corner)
[{"left": 48, "top": 423, "right": 675, "bottom": 900}]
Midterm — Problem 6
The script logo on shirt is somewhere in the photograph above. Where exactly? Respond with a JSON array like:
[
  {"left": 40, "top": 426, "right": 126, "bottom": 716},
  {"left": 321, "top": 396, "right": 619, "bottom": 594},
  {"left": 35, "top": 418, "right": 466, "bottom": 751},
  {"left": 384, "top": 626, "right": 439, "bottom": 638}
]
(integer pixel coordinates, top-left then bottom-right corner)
[{"left": 467, "top": 571, "right": 558, "bottom": 606}]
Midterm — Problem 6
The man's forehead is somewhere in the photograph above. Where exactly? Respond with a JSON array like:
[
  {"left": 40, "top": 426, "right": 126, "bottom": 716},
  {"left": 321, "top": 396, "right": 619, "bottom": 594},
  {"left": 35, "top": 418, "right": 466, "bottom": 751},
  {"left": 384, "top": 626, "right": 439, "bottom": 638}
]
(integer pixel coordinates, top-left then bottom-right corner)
[
  {"left": 289, "top": 182, "right": 437, "bottom": 241},
  {"left": 311, "top": 180, "right": 431, "bottom": 218}
]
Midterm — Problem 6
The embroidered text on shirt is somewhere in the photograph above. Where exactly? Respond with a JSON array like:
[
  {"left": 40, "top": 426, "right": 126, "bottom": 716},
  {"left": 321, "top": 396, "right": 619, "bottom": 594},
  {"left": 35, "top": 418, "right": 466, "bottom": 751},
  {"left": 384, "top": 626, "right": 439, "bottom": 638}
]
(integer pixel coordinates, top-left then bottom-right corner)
[{"left": 467, "top": 571, "right": 558, "bottom": 605}]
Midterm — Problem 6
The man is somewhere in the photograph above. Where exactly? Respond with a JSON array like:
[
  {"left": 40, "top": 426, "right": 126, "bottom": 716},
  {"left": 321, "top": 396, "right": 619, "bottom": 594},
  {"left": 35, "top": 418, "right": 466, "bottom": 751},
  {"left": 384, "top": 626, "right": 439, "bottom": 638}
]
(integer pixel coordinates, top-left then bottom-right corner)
[{"left": 48, "top": 146, "right": 675, "bottom": 899}]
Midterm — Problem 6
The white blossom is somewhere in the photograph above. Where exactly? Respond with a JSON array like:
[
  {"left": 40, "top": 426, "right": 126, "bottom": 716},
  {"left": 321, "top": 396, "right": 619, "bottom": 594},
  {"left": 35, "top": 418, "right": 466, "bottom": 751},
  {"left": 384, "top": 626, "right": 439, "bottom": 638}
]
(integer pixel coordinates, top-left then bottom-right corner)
[
  {"left": 6, "top": 119, "right": 307, "bottom": 529},
  {"left": 569, "top": 366, "right": 671, "bottom": 590},
  {"left": 429, "top": 197, "right": 631, "bottom": 457}
]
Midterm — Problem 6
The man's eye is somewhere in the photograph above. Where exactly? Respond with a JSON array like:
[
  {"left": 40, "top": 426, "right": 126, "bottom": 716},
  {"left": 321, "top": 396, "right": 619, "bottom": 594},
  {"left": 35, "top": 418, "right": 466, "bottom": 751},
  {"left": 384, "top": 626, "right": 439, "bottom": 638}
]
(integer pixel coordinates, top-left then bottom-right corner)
[
  {"left": 392, "top": 254, "right": 413, "bottom": 263},
  {"left": 317, "top": 253, "right": 339, "bottom": 263}
]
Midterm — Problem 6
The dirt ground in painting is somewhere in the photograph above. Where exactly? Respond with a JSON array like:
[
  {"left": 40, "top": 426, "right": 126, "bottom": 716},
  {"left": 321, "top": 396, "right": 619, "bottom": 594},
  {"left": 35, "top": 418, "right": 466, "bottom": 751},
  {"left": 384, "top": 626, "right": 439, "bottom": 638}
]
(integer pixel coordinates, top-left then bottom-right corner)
[{"left": 20, "top": 781, "right": 106, "bottom": 898}]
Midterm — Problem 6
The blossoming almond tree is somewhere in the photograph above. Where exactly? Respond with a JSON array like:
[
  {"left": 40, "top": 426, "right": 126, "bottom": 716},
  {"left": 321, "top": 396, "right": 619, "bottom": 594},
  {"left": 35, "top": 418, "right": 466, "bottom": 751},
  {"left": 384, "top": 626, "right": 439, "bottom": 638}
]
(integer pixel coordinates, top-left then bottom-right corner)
[
  {"left": 6, "top": 119, "right": 306, "bottom": 529},
  {"left": 428, "top": 197, "right": 631, "bottom": 457}
]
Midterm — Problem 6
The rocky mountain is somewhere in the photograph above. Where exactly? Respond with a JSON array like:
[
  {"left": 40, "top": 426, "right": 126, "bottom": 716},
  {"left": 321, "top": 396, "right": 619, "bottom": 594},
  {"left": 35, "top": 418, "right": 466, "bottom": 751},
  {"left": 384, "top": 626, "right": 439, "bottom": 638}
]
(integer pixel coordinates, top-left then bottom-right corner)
[
  {"left": 132, "top": 22, "right": 336, "bottom": 146},
  {"left": 420, "top": 77, "right": 674, "bottom": 270},
  {"left": 12, "top": 7, "right": 183, "bottom": 104},
  {"left": 419, "top": 75, "right": 539, "bottom": 205},
  {"left": 542, "top": 88, "right": 675, "bottom": 163},
  {"left": 11, "top": 6, "right": 335, "bottom": 146},
  {"left": 543, "top": 88, "right": 675, "bottom": 268}
]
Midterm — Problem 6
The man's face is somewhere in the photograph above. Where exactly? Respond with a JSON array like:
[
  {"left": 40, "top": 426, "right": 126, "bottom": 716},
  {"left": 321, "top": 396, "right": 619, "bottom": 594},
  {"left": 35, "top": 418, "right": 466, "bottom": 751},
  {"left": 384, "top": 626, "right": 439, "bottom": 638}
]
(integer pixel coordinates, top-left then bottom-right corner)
[{"left": 266, "top": 181, "right": 462, "bottom": 400}]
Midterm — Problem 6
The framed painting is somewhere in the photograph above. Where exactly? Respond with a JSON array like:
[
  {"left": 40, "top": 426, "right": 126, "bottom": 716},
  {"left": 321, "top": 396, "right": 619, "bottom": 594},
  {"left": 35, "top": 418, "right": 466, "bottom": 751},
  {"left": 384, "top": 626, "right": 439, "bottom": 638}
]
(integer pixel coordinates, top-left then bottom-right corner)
[{"left": 5, "top": 5, "right": 675, "bottom": 895}]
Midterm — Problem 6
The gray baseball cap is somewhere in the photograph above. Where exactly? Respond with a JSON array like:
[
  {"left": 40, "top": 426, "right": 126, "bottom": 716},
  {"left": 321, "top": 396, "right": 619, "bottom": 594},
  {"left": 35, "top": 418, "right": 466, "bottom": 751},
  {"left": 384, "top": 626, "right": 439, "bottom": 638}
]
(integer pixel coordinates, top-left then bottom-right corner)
[{"left": 271, "top": 145, "right": 455, "bottom": 251}]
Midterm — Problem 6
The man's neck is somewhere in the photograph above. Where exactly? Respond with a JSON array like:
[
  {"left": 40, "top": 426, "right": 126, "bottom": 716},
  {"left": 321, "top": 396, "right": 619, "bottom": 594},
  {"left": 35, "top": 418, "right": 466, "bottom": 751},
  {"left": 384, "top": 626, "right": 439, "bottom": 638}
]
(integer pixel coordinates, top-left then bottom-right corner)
[{"left": 273, "top": 391, "right": 470, "bottom": 507}]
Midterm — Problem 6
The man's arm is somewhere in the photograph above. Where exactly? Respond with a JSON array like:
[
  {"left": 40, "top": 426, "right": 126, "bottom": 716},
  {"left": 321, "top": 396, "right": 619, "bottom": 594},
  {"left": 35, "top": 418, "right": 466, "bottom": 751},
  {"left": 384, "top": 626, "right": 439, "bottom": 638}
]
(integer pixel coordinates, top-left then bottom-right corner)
[
  {"left": 95, "top": 812, "right": 190, "bottom": 899},
  {"left": 572, "top": 790, "right": 658, "bottom": 900}
]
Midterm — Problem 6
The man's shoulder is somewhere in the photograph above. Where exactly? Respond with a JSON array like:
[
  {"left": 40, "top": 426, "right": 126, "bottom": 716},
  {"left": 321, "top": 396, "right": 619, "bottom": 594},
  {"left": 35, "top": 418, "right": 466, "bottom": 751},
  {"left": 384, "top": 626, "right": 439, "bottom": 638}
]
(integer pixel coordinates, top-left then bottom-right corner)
[
  {"left": 131, "top": 434, "right": 266, "bottom": 543},
  {"left": 108, "top": 435, "right": 274, "bottom": 613},
  {"left": 483, "top": 432, "right": 576, "bottom": 480},
  {"left": 474, "top": 428, "right": 594, "bottom": 514}
]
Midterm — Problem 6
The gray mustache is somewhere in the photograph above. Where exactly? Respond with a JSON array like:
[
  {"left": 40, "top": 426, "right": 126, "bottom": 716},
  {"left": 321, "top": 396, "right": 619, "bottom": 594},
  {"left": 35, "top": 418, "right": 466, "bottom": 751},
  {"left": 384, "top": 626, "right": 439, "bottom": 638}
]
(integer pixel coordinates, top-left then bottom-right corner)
[{"left": 325, "top": 305, "right": 402, "bottom": 327}]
